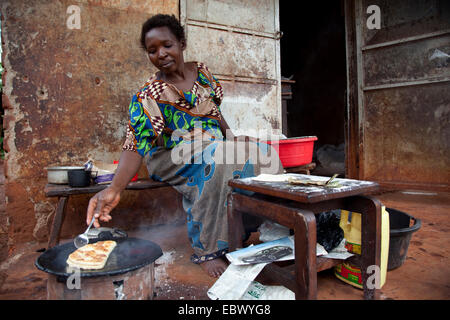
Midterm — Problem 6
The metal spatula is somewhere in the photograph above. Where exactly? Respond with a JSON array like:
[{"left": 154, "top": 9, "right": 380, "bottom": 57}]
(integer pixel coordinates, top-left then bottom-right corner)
[{"left": 74, "top": 215, "right": 95, "bottom": 248}]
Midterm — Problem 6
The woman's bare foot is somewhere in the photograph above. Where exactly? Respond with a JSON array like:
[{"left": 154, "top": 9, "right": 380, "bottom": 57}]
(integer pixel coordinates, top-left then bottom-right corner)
[{"left": 199, "top": 257, "right": 228, "bottom": 278}]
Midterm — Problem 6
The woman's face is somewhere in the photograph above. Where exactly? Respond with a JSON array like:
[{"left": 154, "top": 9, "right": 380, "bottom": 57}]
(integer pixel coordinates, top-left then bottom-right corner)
[{"left": 144, "top": 26, "right": 185, "bottom": 74}]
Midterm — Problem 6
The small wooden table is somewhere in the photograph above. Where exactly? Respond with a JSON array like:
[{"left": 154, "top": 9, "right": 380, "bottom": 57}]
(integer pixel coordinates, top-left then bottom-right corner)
[
  {"left": 44, "top": 179, "right": 169, "bottom": 249},
  {"left": 227, "top": 174, "right": 381, "bottom": 300}
]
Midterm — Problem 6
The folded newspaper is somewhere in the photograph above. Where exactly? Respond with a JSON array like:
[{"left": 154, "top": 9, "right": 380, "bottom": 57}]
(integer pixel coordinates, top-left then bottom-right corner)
[
  {"left": 258, "top": 220, "right": 291, "bottom": 242},
  {"left": 207, "top": 263, "right": 271, "bottom": 300},
  {"left": 207, "top": 262, "right": 296, "bottom": 300},
  {"left": 209, "top": 226, "right": 354, "bottom": 300},
  {"left": 226, "top": 236, "right": 329, "bottom": 265}
]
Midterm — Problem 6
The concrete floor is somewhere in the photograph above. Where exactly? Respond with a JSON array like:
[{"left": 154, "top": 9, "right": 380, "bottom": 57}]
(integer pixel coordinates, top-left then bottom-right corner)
[{"left": 0, "top": 189, "right": 449, "bottom": 300}]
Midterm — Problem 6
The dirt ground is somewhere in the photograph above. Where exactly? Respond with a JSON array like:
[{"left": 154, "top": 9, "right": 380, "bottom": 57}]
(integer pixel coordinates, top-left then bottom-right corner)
[{"left": 0, "top": 187, "right": 449, "bottom": 300}]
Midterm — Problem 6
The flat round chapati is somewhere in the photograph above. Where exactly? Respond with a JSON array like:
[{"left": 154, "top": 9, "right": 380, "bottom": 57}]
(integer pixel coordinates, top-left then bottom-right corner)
[{"left": 66, "top": 240, "right": 117, "bottom": 270}]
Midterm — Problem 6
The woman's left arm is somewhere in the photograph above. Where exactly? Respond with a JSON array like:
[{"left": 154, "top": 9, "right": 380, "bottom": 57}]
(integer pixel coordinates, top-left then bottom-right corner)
[
  {"left": 219, "top": 114, "right": 260, "bottom": 143},
  {"left": 219, "top": 114, "right": 235, "bottom": 140}
]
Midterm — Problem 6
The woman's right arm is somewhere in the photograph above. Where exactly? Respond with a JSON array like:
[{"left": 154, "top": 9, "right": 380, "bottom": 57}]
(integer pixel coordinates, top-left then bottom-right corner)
[{"left": 86, "top": 150, "right": 143, "bottom": 227}]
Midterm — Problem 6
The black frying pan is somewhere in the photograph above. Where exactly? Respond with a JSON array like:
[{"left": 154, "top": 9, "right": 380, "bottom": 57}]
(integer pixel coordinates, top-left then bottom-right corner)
[{"left": 35, "top": 238, "right": 162, "bottom": 279}]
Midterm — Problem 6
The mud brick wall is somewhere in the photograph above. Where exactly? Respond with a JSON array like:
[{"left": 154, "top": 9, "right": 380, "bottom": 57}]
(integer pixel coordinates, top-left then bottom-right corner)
[{"left": 0, "top": 0, "right": 183, "bottom": 260}]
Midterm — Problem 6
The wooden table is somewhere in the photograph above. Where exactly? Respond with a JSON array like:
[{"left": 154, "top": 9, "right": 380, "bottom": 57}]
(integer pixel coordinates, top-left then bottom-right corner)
[
  {"left": 227, "top": 174, "right": 381, "bottom": 300},
  {"left": 44, "top": 179, "right": 169, "bottom": 249}
]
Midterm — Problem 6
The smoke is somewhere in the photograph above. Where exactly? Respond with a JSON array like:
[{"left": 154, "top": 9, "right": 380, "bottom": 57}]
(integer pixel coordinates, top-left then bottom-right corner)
[
  {"left": 126, "top": 223, "right": 184, "bottom": 294},
  {"left": 126, "top": 222, "right": 187, "bottom": 251}
]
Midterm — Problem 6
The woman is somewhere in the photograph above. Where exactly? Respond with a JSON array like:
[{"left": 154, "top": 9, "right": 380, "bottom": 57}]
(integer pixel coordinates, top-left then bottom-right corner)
[{"left": 86, "top": 14, "right": 283, "bottom": 278}]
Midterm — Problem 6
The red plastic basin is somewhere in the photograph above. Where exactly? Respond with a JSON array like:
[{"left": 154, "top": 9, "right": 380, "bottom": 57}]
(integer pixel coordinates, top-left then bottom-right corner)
[
  {"left": 266, "top": 136, "right": 318, "bottom": 168},
  {"left": 113, "top": 160, "right": 138, "bottom": 181}
]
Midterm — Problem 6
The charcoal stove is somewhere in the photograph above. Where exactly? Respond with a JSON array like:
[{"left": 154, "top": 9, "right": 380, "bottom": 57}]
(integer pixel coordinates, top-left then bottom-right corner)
[{"left": 35, "top": 237, "right": 162, "bottom": 300}]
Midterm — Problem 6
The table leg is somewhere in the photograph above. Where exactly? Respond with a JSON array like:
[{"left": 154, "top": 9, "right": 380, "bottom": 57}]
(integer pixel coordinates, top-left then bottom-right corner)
[
  {"left": 346, "top": 195, "right": 382, "bottom": 300},
  {"left": 227, "top": 192, "right": 318, "bottom": 300},
  {"left": 293, "top": 210, "right": 317, "bottom": 300},
  {"left": 47, "top": 196, "right": 68, "bottom": 248},
  {"left": 227, "top": 193, "right": 245, "bottom": 251}
]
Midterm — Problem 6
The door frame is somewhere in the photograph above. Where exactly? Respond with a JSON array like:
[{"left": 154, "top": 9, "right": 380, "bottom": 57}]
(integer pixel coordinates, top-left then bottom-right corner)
[{"left": 344, "top": 0, "right": 362, "bottom": 180}]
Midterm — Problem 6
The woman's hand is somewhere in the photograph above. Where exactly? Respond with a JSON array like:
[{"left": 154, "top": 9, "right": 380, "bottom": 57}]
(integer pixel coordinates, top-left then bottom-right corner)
[
  {"left": 85, "top": 150, "right": 143, "bottom": 228},
  {"left": 86, "top": 186, "right": 121, "bottom": 228}
]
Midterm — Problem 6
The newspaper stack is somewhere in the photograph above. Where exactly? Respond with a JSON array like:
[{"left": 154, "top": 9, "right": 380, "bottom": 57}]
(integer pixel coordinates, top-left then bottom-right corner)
[{"left": 208, "top": 228, "right": 354, "bottom": 300}]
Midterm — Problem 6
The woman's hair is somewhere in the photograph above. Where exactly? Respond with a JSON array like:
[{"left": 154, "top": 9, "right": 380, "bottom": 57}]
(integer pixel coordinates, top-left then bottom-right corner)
[{"left": 140, "top": 14, "right": 186, "bottom": 51}]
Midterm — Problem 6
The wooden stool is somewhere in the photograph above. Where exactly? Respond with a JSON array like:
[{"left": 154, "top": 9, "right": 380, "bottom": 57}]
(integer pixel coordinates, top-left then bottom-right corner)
[{"left": 227, "top": 174, "right": 381, "bottom": 300}]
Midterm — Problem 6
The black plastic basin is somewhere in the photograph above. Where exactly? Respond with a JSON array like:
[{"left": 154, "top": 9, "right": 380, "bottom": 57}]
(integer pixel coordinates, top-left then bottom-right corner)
[{"left": 387, "top": 207, "right": 421, "bottom": 270}]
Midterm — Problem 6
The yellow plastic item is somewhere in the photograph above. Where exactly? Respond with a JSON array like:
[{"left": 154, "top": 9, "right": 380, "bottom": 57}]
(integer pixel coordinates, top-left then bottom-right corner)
[{"left": 335, "top": 206, "right": 389, "bottom": 289}]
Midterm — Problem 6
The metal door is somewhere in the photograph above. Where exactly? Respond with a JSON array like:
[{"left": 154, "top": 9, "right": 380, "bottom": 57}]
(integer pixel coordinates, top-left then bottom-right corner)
[
  {"left": 345, "top": 0, "right": 450, "bottom": 191},
  {"left": 180, "top": 0, "right": 282, "bottom": 137}
]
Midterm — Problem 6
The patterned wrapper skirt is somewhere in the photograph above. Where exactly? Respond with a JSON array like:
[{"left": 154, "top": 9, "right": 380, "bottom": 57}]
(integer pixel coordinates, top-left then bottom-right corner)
[{"left": 144, "top": 138, "right": 283, "bottom": 264}]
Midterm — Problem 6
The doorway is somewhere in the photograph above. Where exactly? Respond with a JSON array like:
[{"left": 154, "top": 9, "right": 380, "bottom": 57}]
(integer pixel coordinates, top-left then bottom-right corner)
[{"left": 280, "top": 1, "right": 347, "bottom": 176}]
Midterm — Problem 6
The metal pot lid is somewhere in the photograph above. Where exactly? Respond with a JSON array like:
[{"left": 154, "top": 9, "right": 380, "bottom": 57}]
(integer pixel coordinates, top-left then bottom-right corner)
[{"left": 35, "top": 238, "right": 162, "bottom": 278}]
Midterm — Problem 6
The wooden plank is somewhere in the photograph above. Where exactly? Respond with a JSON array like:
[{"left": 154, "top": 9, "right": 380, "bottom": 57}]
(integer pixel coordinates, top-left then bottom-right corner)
[
  {"left": 316, "top": 257, "right": 344, "bottom": 272},
  {"left": 258, "top": 264, "right": 297, "bottom": 293},
  {"left": 257, "top": 256, "right": 358, "bottom": 290},
  {"left": 45, "top": 179, "right": 169, "bottom": 197},
  {"left": 285, "top": 162, "right": 316, "bottom": 174},
  {"left": 230, "top": 193, "right": 298, "bottom": 228},
  {"left": 274, "top": 257, "right": 350, "bottom": 273}
]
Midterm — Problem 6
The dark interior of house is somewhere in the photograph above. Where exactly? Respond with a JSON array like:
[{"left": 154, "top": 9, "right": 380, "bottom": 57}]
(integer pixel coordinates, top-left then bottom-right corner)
[{"left": 280, "top": 1, "right": 347, "bottom": 175}]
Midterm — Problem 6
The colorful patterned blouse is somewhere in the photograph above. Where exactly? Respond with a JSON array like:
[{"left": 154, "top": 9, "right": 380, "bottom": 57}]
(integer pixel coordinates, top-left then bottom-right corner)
[{"left": 122, "top": 62, "right": 225, "bottom": 157}]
